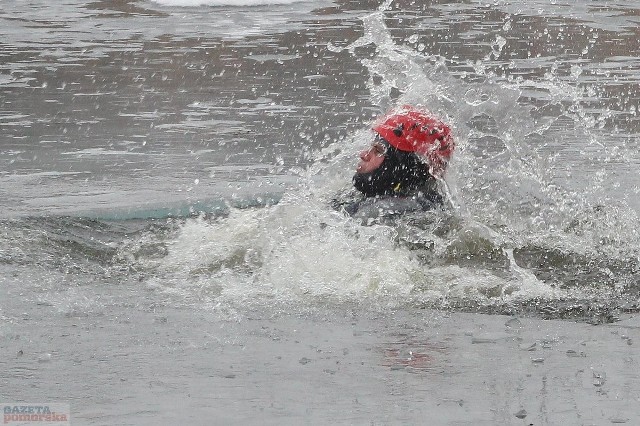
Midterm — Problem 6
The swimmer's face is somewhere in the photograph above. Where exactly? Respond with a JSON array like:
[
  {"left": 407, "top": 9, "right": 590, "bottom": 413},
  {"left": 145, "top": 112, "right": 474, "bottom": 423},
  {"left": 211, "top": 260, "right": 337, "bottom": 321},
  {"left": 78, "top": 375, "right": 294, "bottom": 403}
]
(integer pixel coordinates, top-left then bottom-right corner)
[{"left": 356, "top": 140, "right": 386, "bottom": 174}]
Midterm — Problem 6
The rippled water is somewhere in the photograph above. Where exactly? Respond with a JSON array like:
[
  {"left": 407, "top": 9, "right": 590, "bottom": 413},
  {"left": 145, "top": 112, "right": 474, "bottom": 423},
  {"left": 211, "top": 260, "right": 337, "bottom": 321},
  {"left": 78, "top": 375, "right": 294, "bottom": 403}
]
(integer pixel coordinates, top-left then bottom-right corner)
[
  {"left": 3, "top": 0, "right": 639, "bottom": 321},
  {"left": 3, "top": 0, "right": 640, "bottom": 423}
]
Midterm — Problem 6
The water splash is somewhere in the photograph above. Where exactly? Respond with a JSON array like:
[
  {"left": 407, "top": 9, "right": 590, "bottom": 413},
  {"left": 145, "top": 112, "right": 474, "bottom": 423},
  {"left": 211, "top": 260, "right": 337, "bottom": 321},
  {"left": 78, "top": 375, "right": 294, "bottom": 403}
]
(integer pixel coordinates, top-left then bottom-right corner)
[
  {"left": 346, "top": 2, "right": 640, "bottom": 258},
  {"left": 115, "top": 0, "right": 640, "bottom": 320}
]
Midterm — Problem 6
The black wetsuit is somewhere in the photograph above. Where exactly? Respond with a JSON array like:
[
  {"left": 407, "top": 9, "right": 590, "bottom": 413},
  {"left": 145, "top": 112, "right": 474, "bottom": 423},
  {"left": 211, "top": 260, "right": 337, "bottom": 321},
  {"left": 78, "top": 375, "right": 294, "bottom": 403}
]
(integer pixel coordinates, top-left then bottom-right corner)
[{"left": 336, "top": 137, "right": 446, "bottom": 220}]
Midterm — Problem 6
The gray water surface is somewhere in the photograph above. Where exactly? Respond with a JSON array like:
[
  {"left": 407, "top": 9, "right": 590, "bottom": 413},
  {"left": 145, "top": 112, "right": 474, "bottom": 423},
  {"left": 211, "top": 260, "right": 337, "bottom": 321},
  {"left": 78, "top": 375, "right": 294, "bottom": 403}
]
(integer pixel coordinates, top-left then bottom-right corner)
[{"left": 2, "top": 0, "right": 640, "bottom": 424}]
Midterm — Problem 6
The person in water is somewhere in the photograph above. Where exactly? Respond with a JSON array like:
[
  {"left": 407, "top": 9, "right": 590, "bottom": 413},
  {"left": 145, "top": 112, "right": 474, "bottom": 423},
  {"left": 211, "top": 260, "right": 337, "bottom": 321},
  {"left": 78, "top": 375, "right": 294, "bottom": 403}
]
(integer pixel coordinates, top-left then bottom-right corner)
[{"left": 339, "top": 105, "right": 455, "bottom": 218}]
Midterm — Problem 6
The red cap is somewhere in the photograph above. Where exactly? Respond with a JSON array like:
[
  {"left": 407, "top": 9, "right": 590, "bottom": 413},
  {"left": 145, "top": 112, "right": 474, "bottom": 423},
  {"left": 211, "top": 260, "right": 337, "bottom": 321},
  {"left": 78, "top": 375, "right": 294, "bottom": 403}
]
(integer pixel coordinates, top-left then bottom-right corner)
[{"left": 372, "top": 105, "right": 454, "bottom": 177}]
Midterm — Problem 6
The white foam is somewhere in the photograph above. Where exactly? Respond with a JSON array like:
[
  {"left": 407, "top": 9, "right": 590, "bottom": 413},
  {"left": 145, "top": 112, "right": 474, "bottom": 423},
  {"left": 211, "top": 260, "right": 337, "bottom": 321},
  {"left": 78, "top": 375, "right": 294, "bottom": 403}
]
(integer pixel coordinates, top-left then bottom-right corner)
[
  {"left": 123, "top": 0, "right": 639, "bottom": 316},
  {"left": 142, "top": 129, "right": 589, "bottom": 314}
]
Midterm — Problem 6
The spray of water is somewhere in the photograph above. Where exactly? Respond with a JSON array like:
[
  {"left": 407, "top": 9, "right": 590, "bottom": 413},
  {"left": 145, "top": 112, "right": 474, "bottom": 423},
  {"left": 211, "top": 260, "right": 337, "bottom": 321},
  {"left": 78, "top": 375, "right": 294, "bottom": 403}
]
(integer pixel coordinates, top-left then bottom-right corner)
[{"left": 122, "top": 0, "right": 639, "bottom": 319}]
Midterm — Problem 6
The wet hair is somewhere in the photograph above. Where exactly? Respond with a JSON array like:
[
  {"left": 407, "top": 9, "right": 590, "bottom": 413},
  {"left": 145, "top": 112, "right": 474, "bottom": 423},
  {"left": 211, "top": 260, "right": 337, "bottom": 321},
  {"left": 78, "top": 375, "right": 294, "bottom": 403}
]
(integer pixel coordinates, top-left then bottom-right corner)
[{"left": 353, "top": 138, "right": 436, "bottom": 197}]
